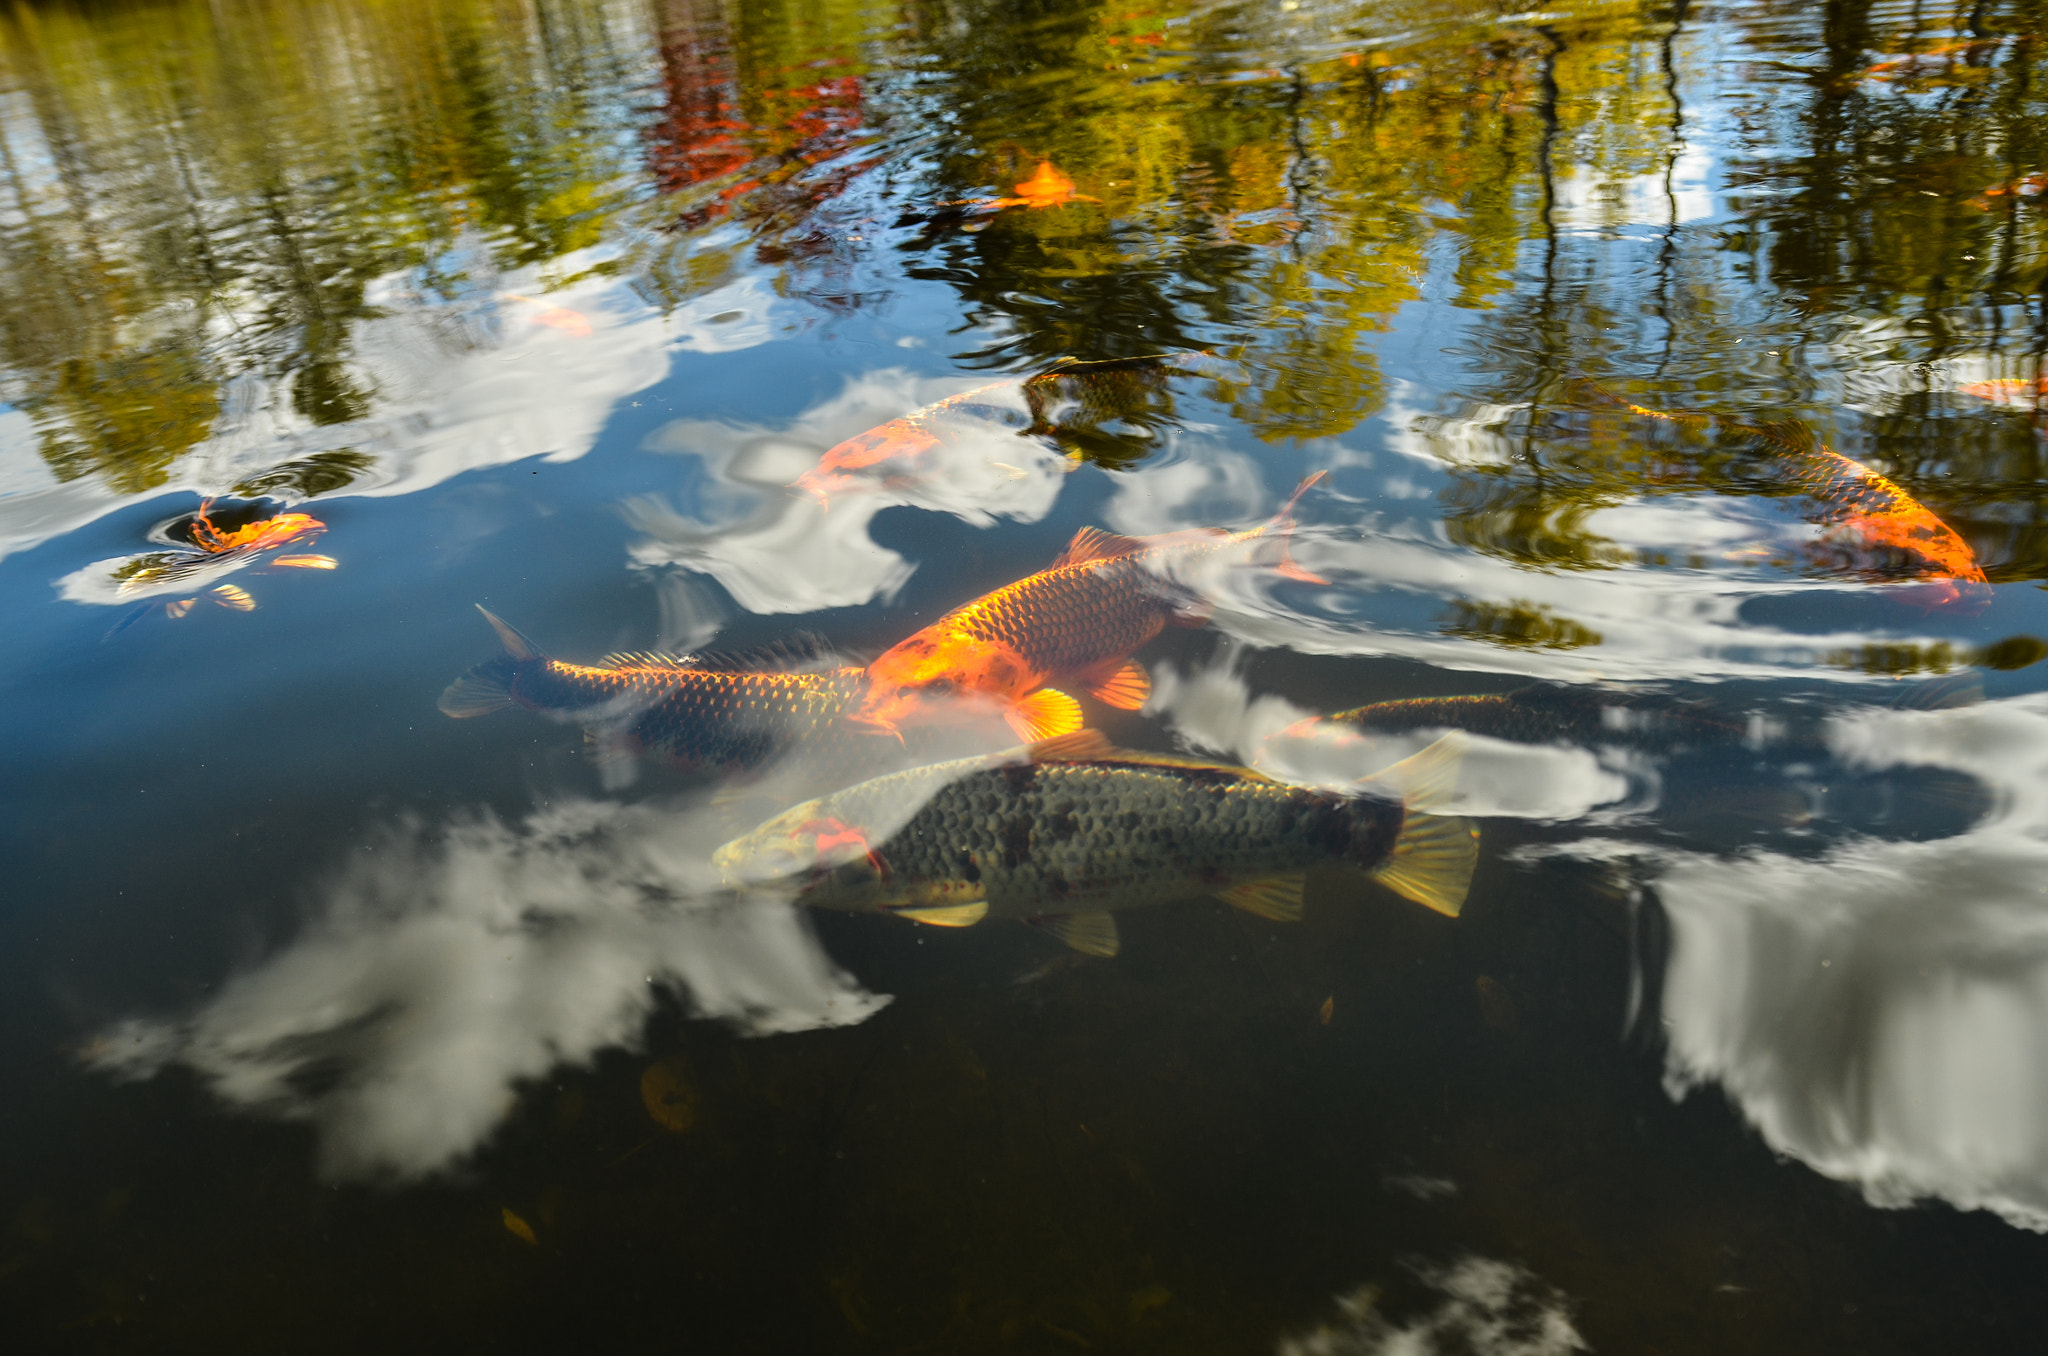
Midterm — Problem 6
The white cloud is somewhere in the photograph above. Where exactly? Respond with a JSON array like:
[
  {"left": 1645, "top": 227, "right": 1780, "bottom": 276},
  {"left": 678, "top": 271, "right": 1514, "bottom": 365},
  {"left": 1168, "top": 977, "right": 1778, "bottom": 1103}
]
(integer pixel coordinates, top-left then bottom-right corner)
[
  {"left": 1649, "top": 693, "right": 2048, "bottom": 1230},
  {"left": 1278, "top": 1256, "right": 1588, "bottom": 1356},
  {"left": 84, "top": 790, "right": 887, "bottom": 1181}
]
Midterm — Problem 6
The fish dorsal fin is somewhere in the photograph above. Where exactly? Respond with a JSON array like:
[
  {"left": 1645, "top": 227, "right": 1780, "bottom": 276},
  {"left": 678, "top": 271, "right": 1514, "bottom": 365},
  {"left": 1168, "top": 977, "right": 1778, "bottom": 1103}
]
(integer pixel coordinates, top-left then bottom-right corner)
[
  {"left": 476, "top": 605, "right": 542, "bottom": 661},
  {"left": 1052, "top": 526, "right": 1150, "bottom": 569},
  {"left": 1008, "top": 688, "right": 1085, "bottom": 741},
  {"left": 1029, "top": 911, "right": 1120, "bottom": 957},
  {"left": 1362, "top": 732, "right": 1468, "bottom": 814},
  {"left": 1026, "top": 728, "right": 1117, "bottom": 763},
  {"left": 598, "top": 650, "right": 696, "bottom": 670},
  {"left": 602, "top": 632, "right": 846, "bottom": 674},
  {"left": 1218, "top": 873, "right": 1306, "bottom": 922},
  {"left": 1371, "top": 812, "right": 1479, "bottom": 918},
  {"left": 1082, "top": 660, "right": 1152, "bottom": 711},
  {"left": 897, "top": 901, "right": 989, "bottom": 927}
]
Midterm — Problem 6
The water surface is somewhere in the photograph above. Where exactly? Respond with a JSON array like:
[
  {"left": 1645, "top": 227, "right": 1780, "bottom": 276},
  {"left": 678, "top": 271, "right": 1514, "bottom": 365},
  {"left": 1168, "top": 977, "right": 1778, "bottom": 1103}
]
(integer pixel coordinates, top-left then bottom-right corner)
[{"left": 6, "top": 0, "right": 2048, "bottom": 1348}]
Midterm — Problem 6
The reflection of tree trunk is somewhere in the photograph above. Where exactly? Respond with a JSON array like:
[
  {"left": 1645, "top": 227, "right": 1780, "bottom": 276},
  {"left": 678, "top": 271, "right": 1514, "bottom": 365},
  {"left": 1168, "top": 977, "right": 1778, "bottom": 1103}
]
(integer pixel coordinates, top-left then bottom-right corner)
[
  {"left": 1654, "top": 0, "right": 1691, "bottom": 380},
  {"left": 1526, "top": 25, "right": 1568, "bottom": 471}
]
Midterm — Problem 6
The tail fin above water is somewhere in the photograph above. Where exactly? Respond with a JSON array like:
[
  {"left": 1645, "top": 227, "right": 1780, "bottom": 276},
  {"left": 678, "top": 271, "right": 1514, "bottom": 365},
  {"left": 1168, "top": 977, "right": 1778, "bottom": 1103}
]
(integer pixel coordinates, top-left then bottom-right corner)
[
  {"left": 437, "top": 605, "right": 545, "bottom": 719},
  {"left": 1269, "top": 471, "right": 1330, "bottom": 585}
]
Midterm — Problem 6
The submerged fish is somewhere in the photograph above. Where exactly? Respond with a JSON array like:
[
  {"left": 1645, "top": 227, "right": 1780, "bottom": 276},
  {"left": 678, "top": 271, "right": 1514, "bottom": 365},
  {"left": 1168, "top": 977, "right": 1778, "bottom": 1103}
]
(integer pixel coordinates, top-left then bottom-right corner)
[
  {"left": 439, "top": 606, "right": 885, "bottom": 777},
  {"left": 1574, "top": 380, "right": 1988, "bottom": 603},
  {"left": 792, "top": 352, "right": 1209, "bottom": 503},
  {"left": 855, "top": 474, "right": 1330, "bottom": 742},
  {"left": 1287, "top": 684, "right": 1750, "bottom": 750},
  {"left": 712, "top": 729, "right": 1477, "bottom": 956}
]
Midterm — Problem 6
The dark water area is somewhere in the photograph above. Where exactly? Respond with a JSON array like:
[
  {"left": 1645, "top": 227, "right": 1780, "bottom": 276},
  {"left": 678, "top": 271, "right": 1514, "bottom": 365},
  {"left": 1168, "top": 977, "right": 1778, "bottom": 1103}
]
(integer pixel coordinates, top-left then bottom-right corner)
[{"left": 9, "top": 0, "right": 2048, "bottom": 1348}]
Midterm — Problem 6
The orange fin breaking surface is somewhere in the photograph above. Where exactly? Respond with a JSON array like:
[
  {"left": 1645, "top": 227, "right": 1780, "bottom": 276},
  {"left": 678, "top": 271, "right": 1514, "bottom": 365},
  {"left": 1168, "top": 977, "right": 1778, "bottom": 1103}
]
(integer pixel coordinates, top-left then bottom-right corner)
[
  {"left": 1007, "top": 687, "right": 1084, "bottom": 741},
  {"left": 1082, "top": 660, "right": 1152, "bottom": 711}
]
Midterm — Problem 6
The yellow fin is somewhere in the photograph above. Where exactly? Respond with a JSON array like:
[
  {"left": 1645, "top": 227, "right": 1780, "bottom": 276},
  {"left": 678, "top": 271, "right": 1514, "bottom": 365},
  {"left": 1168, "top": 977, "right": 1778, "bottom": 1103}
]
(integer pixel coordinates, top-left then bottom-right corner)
[
  {"left": 1029, "top": 911, "right": 1119, "bottom": 957},
  {"left": 897, "top": 901, "right": 989, "bottom": 927},
  {"left": 1084, "top": 660, "right": 1151, "bottom": 711},
  {"left": 1217, "top": 873, "right": 1305, "bottom": 922},
  {"left": 1051, "top": 525, "right": 1150, "bottom": 568},
  {"left": 1027, "top": 728, "right": 1116, "bottom": 762},
  {"left": 271, "top": 554, "right": 336, "bottom": 569},
  {"left": 1007, "top": 687, "right": 1084, "bottom": 741},
  {"left": 210, "top": 584, "right": 255, "bottom": 611},
  {"left": 1362, "top": 732, "right": 1466, "bottom": 814},
  {"left": 1371, "top": 812, "right": 1479, "bottom": 918}
]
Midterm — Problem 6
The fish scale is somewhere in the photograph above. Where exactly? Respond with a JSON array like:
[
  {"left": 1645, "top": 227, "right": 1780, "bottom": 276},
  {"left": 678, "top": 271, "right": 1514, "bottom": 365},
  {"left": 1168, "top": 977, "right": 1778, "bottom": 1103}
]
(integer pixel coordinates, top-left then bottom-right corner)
[{"left": 714, "top": 731, "right": 1478, "bottom": 954}]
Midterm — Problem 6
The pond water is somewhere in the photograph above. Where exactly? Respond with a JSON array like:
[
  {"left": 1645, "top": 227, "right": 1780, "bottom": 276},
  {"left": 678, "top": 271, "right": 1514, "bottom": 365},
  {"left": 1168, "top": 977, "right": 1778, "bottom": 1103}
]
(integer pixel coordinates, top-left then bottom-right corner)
[{"left": 6, "top": 0, "right": 2048, "bottom": 1348}]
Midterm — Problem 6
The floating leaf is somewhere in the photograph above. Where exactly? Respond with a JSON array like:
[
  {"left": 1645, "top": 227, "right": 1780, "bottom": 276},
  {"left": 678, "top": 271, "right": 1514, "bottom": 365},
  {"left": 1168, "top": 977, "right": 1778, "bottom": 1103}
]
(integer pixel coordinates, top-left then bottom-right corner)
[
  {"left": 501, "top": 1207, "right": 537, "bottom": 1245},
  {"left": 640, "top": 1057, "right": 696, "bottom": 1132}
]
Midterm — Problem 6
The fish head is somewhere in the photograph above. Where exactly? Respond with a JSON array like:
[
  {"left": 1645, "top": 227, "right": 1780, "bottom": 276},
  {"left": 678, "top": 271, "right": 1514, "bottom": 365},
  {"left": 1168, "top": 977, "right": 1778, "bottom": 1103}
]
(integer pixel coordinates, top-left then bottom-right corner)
[
  {"left": 713, "top": 803, "right": 905, "bottom": 911},
  {"left": 855, "top": 631, "right": 1028, "bottom": 732}
]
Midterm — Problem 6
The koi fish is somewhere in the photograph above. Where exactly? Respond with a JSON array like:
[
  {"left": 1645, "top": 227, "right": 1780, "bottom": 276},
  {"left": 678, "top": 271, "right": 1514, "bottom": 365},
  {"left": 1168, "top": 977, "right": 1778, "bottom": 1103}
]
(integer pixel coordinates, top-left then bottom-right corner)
[
  {"left": 1957, "top": 376, "right": 2048, "bottom": 406},
  {"left": 990, "top": 160, "right": 1098, "bottom": 210},
  {"left": 503, "top": 293, "right": 593, "bottom": 337},
  {"left": 440, "top": 606, "right": 887, "bottom": 778},
  {"left": 1574, "top": 380, "right": 1987, "bottom": 602},
  {"left": 1278, "top": 684, "right": 1751, "bottom": 751},
  {"left": 108, "top": 500, "right": 334, "bottom": 614},
  {"left": 712, "top": 729, "right": 1477, "bottom": 955},
  {"left": 791, "top": 352, "right": 1210, "bottom": 504},
  {"left": 853, "top": 474, "right": 1330, "bottom": 742}
]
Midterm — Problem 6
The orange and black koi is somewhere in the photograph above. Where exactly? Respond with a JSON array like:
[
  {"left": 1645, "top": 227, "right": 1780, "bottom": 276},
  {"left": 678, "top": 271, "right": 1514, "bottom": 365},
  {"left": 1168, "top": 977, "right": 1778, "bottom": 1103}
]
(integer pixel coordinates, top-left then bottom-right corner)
[
  {"left": 1574, "top": 380, "right": 1987, "bottom": 603},
  {"left": 855, "top": 475, "right": 1329, "bottom": 742},
  {"left": 111, "top": 499, "right": 335, "bottom": 616},
  {"left": 440, "top": 607, "right": 895, "bottom": 777}
]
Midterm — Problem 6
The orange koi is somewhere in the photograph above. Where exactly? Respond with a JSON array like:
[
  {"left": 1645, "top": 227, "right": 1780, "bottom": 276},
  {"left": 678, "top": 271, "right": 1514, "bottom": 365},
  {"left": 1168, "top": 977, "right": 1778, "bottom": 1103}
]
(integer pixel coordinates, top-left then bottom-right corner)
[
  {"left": 792, "top": 380, "right": 1013, "bottom": 504},
  {"left": 855, "top": 475, "right": 1329, "bottom": 741},
  {"left": 792, "top": 353, "right": 1211, "bottom": 504},
  {"left": 503, "top": 293, "right": 594, "bottom": 337},
  {"left": 1574, "top": 381, "right": 1987, "bottom": 601},
  {"left": 989, "top": 160, "right": 1099, "bottom": 210},
  {"left": 1958, "top": 376, "right": 2048, "bottom": 406},
  {"left": 189, "top": 500, "right": 323, "bottom": 554},
  {"left": 113, "top": 501, "right": 333, "bottom": 604},
  {"left": 1970, "top": 172, "right": 2048, "bottom": 210}
]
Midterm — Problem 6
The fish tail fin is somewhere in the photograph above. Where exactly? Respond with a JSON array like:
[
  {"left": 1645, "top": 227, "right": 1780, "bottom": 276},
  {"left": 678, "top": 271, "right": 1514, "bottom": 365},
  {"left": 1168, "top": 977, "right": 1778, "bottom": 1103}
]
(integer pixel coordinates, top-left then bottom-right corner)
[
  {"left": 1370, "top": 812, "right": 1480, "bottom": 918},
  {"left": 1889, "top": 671, "right": 1984, "bottom": 710},
  {"left": 1568, "top": 374, "right": 1713, "bottom": 432},
  {"left": 439, "top": 606, "right": 545, "bottom": 718},
  {"left": 1268, "top": 471, "right": 1330, "bottom": 584},
  {"left": 476, "top": 605, "right": 542, "bottom": 661}
]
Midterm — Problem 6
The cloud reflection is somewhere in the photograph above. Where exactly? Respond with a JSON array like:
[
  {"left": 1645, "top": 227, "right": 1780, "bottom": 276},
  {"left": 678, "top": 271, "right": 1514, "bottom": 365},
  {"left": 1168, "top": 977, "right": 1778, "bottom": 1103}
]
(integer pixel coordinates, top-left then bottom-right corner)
[
  {"left": 1106, "top": 433, "right": 1962, "bottom": 688},
  {"left": 627, "top": 368, "right": 1072, "bottom": 614},
  {"left": 85, "top": 791, "right": 886, "bottom": 1181},
  {"left": 1650, "top": 694, "right": 2048, "bottom": 1230}
]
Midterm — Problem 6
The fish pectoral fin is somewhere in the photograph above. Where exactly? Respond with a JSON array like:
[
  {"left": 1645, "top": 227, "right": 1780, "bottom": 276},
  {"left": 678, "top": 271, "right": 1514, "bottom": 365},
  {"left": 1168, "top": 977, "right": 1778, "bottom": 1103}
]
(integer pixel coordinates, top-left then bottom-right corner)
[
  {"left": 1028, "top": 911, "right": 1120, "bottom": 957},
  {"left": 270, "top": 554, "right": 337, "bottom": 569},
  {"left": 1361, "top": 731, "right": 1467, "bottom": 815},
  {"left": 476, "top": 605, "right": 543, "bottom": 661},
  {"left": 1081, "top": 660, "right": 1152, "bottom": 711},
  {"left": 897, "top": 901, "right": 989, "bottom": 928},
  {"left": 584, "top": 728, "right": 640, "bottom": 791},
  {"left": 1007, "top": 688, "right": 1084, "bottom": 741},
  {"left": 1027, "top": 729, "right": 1116, "bottom": 762},
  {"left": 1050, "top": 525, "right": 1150, "bottom": 568},
  {"left": 1217, "top": 873, "right": 1306, "bottom": 922},
  {"left": 1371, "top": 812, "right": 1480, "bottom": 918}
]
